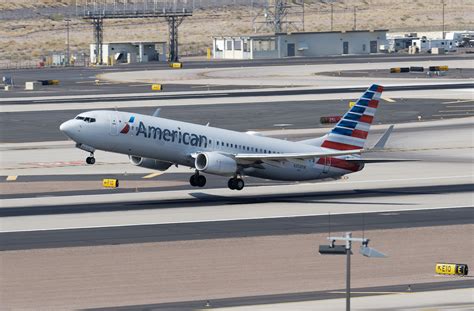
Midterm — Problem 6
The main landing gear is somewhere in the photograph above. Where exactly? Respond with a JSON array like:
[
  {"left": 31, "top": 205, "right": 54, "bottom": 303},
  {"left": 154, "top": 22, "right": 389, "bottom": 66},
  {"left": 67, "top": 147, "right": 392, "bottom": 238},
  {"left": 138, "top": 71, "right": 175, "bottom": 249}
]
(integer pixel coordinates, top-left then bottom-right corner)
[
  {"left": 85, "top": 153, "right": 95, "bottom": 165},
  {"left": 228, "top": 177, "right": 244, "bottom": 191},
  {"left": 190, "top": 171, "right": 206, "bottom": 187}
]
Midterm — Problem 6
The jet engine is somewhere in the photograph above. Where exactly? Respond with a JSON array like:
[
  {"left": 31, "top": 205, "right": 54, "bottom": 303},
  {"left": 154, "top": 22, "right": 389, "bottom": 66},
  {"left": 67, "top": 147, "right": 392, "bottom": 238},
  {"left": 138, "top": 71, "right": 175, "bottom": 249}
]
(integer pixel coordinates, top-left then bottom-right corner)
[
  {"left": 129, "top": 155, "right": 172, "bottom": 171},
  {"left": 195, "top": 152, "right": 237, "bottom": 176}
]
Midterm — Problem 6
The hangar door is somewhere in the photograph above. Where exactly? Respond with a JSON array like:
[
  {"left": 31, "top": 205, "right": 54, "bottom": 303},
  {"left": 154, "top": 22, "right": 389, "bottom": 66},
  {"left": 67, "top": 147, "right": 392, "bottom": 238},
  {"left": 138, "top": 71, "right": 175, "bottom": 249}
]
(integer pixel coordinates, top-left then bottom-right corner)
[{"left": 287, "top": 43, "right": 295, "bottom": 56}]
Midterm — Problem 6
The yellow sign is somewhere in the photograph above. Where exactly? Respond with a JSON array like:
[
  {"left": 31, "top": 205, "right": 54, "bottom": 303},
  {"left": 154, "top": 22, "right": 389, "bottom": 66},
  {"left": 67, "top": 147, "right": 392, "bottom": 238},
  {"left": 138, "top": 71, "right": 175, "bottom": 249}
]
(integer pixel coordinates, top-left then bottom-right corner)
[
  {"left": 439, "top": 65, "right": 449, "bottom": 71},
  {"left": 102, "top": 179, "right": 119, "bottom": 188},
  {"left": 435, "top": 263, "right": 468, "bottom": 276},
  {"left": 349, "top": 101, "right": 356, "bottom": 108},
  {"left": 151, "top": 84, "right": 162, "bottom": 91},
  {"left": 171, "top": 62, "right": 183, "bottom": 69},
  {"left": 207, "top": 48, "right": 211, "bottom": 60}
]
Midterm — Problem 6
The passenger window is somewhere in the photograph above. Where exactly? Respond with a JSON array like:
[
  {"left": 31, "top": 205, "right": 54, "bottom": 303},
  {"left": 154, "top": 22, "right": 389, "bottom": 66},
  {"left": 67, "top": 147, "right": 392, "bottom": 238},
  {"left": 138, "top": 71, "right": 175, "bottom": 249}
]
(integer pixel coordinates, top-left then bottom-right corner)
[{"left": 226, "top": 143, "right": 229, "bottom": 147}]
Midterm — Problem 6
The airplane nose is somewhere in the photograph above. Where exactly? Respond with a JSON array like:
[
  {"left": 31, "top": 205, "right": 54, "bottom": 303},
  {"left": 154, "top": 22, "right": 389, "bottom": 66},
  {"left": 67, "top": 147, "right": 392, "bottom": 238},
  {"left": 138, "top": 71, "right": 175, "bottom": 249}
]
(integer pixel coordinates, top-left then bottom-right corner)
[{"left": 60, "top": 120, "right": 74, "bottom": 137}]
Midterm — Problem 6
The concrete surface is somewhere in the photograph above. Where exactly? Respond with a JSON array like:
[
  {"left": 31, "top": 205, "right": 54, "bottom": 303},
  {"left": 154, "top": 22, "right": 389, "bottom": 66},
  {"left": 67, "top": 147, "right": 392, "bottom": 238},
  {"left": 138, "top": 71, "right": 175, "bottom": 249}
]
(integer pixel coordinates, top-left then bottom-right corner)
[
  {"left": 100, "top": 59, "right": 474, "bottom": 86},
  {"left": 210, "top": 288, "right": 474, "bottom": 311}
]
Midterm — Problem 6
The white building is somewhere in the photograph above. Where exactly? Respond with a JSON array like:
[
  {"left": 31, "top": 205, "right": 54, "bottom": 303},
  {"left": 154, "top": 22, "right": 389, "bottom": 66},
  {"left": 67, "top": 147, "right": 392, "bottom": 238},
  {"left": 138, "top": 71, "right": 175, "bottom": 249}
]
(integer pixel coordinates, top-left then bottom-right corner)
[
  {"left": 213, "top": 30, "right": 388, "bottom": 59},
  {"left": 90, "top": 41, "right": 167, "bottom": 65},
  {"left": 411, "top": 38, "right": 455, "bottom": 53}
]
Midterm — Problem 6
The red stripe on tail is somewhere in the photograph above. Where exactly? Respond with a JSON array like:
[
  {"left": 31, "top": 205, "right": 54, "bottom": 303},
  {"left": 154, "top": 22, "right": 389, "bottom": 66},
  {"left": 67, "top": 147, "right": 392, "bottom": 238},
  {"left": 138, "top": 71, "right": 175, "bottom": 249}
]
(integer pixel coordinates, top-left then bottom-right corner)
[
  {"left": 351, "top": 129, "right": 368, "bottom": 139},
  {"left": 321, "top": 140, "right": 361, "bottom": 150},
  {"left": 368, "top": 100, "right": 379, "bottom": 108},
  {"left": 359, "top": 115, "right": 373, "bottom": 124}
]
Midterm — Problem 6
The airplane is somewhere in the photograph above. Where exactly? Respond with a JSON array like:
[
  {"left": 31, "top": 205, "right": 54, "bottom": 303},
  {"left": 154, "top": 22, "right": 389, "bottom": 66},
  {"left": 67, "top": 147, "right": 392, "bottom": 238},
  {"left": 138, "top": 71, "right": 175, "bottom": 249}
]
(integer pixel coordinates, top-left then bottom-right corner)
[{"left": 60, "top": 84, "right": 393, "bottom": 191}]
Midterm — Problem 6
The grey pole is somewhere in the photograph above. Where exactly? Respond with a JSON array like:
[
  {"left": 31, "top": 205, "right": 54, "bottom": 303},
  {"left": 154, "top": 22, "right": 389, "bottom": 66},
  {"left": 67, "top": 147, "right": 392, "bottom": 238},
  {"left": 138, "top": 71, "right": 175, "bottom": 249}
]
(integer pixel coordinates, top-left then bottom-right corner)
[
  {"left": 65, "top": 19, "right": 71, "bottom": 66},
  {"left": 442, "top": 0, "right": 445, "bottom": 39},
  {"left": 346, "top": 232, "right": 352, "bottom": 311},
  {"left": 330, "top": 3, "right": 333, "bottom": 31}
]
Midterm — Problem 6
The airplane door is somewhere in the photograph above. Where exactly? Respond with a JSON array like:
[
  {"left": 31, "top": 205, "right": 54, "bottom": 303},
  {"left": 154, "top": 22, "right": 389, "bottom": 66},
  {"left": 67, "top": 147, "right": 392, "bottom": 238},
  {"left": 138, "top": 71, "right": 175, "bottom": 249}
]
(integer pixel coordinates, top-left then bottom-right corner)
[{"left": 110, "top": 114, "right": 119, "bottom": 136}]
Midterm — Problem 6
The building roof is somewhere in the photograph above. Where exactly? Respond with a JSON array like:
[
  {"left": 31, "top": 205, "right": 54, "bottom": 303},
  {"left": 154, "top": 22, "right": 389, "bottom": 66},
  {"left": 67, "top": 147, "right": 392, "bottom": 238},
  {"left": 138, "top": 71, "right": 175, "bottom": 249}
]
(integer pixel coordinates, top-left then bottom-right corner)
[
  {"left": 213, "top": 29, "right": 389, "bottom": 40},
  {"left": 102, "top": 41, "right": 166, "bottom": 45},
  {"left": 276, "top": 29, "right": 389, "bottom": 35}
]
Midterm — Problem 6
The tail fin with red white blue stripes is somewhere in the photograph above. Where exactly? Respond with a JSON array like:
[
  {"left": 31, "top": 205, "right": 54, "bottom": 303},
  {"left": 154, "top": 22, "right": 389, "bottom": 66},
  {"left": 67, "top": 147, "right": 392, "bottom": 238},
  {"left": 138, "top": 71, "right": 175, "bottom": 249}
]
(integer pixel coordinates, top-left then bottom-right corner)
[{"left": 319, "top": 84, "right": 383, "bottom": 150}]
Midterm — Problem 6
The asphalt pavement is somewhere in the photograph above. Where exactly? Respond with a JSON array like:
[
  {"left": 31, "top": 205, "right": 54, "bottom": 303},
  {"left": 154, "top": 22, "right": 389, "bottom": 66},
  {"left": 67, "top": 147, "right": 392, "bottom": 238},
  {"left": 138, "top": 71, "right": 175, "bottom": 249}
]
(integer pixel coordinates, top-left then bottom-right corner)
[
  {"left": 1, "top": 204, "right": 472, "bottom": 250},
  {"left": 1, "top": 98, "right": 470, "bottom": 143}
]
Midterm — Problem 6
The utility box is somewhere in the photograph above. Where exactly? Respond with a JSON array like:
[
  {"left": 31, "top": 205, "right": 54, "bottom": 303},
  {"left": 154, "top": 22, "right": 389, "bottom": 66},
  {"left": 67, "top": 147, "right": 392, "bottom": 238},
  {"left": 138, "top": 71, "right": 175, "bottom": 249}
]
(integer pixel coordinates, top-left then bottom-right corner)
[
  {"left": 431, "top": 47, "right": 445, "bottom": 54},
  {"left": 25, "top": 81, "right": 40, "bottom": 90}
]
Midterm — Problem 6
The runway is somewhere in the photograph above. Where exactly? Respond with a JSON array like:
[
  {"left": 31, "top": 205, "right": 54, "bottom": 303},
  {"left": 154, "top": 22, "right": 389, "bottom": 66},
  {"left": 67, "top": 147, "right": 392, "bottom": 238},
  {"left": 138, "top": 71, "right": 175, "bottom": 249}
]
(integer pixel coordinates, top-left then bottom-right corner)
[
  {"left": 3, "top": 97, "right": 473, "bottom": 143},
  {"left": 1, "top": 206, "right": 472, "bottom": 251}
]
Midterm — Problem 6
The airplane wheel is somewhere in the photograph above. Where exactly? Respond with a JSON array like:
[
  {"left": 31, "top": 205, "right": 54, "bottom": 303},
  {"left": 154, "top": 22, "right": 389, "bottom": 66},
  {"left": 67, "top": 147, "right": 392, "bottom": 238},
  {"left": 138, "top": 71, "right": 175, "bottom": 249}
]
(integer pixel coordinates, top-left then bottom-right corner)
[
  {"left": 228, "top": 178, "right": 236, "bottom": 190},
  {"left": 86, "top": 156, "right": 95, "bottom": 165},
  {"left": 235, "top": 178, "right": 244, "bottom": 191},
  {"left": 189, "top": 175, "right": 197, "bottom": 187},
  {"left": 197, "top": 175, "right": 206, "bottom": 187}
]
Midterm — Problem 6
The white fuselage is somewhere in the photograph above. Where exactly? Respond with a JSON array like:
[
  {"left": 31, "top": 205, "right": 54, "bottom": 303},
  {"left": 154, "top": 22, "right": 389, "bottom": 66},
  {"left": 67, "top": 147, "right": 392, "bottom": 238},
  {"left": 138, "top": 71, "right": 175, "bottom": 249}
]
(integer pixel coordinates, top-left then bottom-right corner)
[{"left": 60, "top": 110, "right": 361, "bottom": 181}]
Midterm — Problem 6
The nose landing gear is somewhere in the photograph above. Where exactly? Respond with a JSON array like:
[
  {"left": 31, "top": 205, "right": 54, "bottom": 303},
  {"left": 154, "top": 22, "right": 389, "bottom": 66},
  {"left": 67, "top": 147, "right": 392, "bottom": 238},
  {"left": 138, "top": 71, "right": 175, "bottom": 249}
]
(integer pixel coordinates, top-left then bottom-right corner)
[
  {"left": 190, "top": 171, "right": 206, "bottom": 187},
  {"left": 228, "top": 177, "right": 244, "bottom": 191},
  {"left": 85, "top": 153, "right": 95, "bottom": 165}
]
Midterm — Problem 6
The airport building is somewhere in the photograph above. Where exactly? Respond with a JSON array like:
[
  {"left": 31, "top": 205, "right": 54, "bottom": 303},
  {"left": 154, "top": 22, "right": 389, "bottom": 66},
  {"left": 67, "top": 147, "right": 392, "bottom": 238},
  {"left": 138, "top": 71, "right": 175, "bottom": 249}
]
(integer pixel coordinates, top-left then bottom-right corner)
[
  {"left": 212, "top": 30, "right": 388, "bottom": 59},
  {"left": 90, "top": 41, "right": 167, "bottom": 65}
]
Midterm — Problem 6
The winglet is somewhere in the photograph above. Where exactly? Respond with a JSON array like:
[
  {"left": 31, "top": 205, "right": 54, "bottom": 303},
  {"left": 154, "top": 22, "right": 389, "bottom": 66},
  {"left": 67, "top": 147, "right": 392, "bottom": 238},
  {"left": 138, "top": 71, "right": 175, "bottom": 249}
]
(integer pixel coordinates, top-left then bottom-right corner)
[
  {"left": 373, "top": 125, "right": 394, "bottom": 149},
  {"left": 152, "top": 108, "right": 161, "bottom": 117}
]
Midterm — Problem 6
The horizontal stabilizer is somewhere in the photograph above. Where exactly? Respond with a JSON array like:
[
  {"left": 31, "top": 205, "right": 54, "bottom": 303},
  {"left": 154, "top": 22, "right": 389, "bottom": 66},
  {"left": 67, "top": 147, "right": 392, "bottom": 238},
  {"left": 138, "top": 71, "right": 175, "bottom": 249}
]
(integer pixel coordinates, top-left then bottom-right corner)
[{"left": 373, "top": 125, "right": 394, "bottom": 149}]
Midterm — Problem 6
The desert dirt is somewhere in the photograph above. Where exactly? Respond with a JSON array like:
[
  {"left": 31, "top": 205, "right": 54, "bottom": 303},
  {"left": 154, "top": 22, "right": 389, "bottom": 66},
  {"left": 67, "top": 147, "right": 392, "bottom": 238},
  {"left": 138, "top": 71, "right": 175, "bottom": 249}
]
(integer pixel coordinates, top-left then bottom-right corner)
[
  {"left": 1, "top": 224, "right": 473, "bottom": 310},
  {"left": 1, "top": 0, "right": 473, "bottom": 66}
]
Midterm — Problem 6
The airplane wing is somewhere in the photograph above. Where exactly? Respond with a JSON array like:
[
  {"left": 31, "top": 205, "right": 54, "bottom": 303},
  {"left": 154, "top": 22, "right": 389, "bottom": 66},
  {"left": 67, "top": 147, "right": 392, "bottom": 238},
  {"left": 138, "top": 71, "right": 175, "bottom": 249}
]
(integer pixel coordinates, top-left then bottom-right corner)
[
  {"left": 235, "top": 149, "right": 363, "bottom": 162},
  {"left": 345, "top": 158, "right": 416, "bottom": 163}
]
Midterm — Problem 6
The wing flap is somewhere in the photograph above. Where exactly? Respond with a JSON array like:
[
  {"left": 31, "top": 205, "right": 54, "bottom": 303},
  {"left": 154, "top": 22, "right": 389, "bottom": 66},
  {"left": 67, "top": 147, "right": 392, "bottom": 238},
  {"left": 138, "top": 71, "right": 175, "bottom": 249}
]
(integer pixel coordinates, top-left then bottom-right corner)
[{"left": 235, "top": 149, "right": 363, "bottom": 162}]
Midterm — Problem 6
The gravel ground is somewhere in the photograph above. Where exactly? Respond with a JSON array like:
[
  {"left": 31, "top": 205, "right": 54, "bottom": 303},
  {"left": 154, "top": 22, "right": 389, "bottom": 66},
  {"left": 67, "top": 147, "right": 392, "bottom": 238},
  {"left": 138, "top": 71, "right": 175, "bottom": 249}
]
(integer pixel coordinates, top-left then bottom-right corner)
[{"left": 1, "top": 224, "right": 473, "bottom": 310}]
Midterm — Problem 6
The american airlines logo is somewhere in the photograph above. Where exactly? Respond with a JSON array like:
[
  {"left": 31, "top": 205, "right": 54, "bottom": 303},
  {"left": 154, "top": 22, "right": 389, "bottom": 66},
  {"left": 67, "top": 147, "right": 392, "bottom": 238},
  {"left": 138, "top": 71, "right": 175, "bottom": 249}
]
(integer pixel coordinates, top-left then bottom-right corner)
[
  {"left": 135, "top": 121, "right": 208, "bottom": 148},
  {"left": 120, "top": 116, "right": 135, "bottom": 134}
]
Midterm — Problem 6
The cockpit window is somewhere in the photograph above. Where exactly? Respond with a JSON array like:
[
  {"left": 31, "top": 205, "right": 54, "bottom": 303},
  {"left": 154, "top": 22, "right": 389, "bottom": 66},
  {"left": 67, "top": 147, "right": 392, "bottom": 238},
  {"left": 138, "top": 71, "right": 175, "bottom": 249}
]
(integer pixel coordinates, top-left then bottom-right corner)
[{"left": 75, "top": 116, "right": 96, "bottom": 123}]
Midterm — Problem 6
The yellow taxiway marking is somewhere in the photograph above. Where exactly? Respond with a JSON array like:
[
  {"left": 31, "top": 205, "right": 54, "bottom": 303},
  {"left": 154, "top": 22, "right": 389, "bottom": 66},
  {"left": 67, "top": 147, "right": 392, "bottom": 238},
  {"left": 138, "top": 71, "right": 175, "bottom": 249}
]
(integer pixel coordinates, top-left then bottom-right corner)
[
  {"left": 381, "top": 96, "right": 396, "bottom": 102},
  {"left": 6, "top": 175, "right": 18, "bottom": 181},
  {"left": 142, "top": 172, "right": 163, "bottom": 179}
]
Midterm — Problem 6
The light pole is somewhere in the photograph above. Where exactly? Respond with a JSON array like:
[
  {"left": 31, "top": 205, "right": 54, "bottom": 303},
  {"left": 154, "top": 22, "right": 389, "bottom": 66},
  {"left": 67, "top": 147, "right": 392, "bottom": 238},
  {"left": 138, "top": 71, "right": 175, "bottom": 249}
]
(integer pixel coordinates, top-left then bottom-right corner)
[
  {"left": 65, "top": 18, "right": 71, "bottom": 66},
  {"left": 330, "top": 3, "right": 334, "bottom": 31},
  {"left": 442, "top": 0, "right": 446, "bottom": 39},
  {"left": 319, "top": 232, "right": 386, "bottom": 311}
]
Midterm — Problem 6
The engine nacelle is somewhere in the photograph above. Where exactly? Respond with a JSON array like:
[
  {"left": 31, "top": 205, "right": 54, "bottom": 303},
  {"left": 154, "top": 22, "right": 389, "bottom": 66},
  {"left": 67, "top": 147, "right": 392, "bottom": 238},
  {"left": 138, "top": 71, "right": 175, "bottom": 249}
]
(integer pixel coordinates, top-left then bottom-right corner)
[
  {"left": 129, "top": 156, "right": 172, "bottom": 171},
  {"left": 195, "top": 152, "right": 237, "bottom": 176}
]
